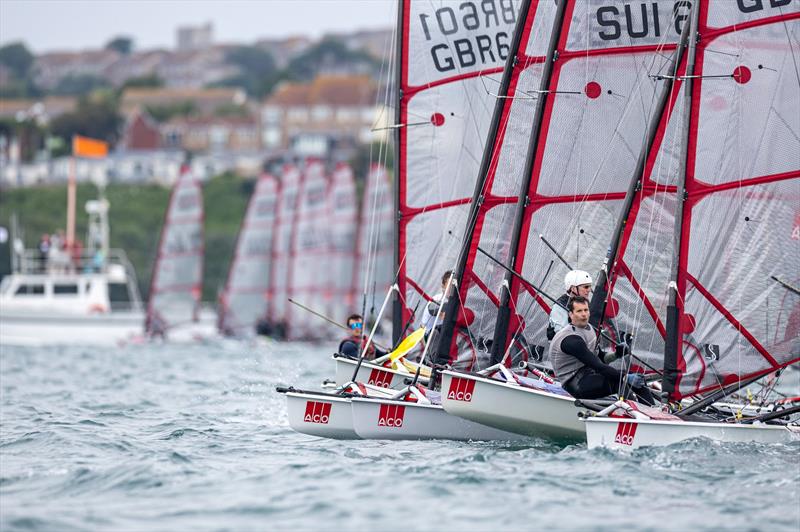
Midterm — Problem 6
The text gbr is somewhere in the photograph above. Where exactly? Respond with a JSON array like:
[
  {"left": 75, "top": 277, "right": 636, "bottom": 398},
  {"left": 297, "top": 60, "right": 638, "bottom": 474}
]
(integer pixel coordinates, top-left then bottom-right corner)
[{"left": 418, "top": 0, "right": 516, "bottom": 73}]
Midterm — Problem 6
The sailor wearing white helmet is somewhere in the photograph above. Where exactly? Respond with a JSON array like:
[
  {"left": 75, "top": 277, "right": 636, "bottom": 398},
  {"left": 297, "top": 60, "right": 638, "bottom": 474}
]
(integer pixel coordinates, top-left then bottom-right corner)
[{"left": 546, "top": 269, "right": 592, "bottom": 341}]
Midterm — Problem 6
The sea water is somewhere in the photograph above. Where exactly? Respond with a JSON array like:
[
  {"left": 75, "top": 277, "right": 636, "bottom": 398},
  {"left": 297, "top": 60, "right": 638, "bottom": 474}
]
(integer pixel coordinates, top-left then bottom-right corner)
[{"left": 1, "top": 341, "right": 798, "bottom": 531}]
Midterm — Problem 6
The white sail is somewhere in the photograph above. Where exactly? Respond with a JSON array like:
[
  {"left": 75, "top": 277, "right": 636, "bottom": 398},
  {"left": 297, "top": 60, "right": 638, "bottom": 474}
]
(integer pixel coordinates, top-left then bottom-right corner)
[
  {"left": 217, "top": 172, "right": 279, "bottom": 337},
  {"left": 146, "top": 164, "right": 204, "bottom": 335},
  {"left": 326, "top": 163, "right": 358, "bottom": 333}
]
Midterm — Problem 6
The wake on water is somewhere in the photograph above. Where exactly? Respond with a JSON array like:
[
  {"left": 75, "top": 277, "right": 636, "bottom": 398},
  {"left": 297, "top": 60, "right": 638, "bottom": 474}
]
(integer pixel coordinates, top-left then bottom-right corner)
[{"left": 1, "top": 342, "right": 798, "bottom": 531}]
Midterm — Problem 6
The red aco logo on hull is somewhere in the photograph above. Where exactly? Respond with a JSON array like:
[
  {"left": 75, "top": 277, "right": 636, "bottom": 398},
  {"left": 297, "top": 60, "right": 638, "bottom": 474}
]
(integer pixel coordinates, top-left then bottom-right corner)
[
  {"left": 614, "top": 422, "right": 638, "bottom": 446},
  {"left": 303, "top": 401, "right": 332, "bottom": 424},
  {"left": 368, "top": 368, "right": 392, "bottom": 388},
  {"left": 378, "top": 403, "right": 406, "bottom": 428},
  {"left": 447, "top": 377, "right": 476, "bottom": 402}
]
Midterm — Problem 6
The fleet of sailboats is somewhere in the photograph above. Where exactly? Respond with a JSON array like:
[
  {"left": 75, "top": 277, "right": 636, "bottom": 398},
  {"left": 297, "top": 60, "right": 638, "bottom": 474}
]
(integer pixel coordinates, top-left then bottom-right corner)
[{"left": 279, "top": 0, "right": 799, "bottom": 448}]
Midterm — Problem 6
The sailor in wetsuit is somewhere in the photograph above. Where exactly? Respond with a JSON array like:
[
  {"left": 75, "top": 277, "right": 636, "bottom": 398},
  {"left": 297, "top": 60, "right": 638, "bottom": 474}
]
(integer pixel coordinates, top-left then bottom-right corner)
[
  {"left": 338, "top": 313, "right": 386, "bottom": 360},
  {"left": 550, "top": 296, "right": 655, "bottom": 406}
]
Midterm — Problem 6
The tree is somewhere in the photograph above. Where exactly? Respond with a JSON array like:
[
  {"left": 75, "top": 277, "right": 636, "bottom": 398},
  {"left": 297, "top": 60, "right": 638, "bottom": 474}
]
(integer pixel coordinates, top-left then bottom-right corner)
[
  {"left": 49, "top": 96, "right": 123, "bottom": 148},
  {"left": 121, "top": 73, "right": 164, "bottom": 90},
  {"left": 215, "top": 46, "right": 278, "bottom": 98},
  {"left": 284, "top": 38, "right": 378, "bottom": 82},
  {"left": 0, "top": 42, "right": 34, "bottom": 79},
  {"left": 53, "top": 74, "right": 110, "bottom": 96},
  {"left": 105, "top": 36, "right": 134, "bottom": 55}
]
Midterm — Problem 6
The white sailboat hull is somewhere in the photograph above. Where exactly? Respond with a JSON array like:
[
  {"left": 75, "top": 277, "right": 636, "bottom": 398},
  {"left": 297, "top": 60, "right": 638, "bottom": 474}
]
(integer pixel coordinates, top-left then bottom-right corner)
[
  {"left": 350, "top": 397, "right": 527, "bottom": 441},
  {"left": 333, "top": 355, "right": 424, "bottom": 389},
  {"left": 284, "top": 391, "right": 360, "bottom": 440},
  {"left": 584, "top": 417, "right": 800, "bottom": 450},
  {"left": 440, "top": 371, "right": 584, "bottom": 440}
]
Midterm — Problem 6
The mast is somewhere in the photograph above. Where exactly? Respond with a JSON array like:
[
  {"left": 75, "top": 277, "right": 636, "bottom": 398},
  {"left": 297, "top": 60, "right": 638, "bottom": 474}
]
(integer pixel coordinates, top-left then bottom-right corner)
[
  {"left": 490, "top": 0, "right": 569, "bottom": 364},
  {"left": 391, "top": 0, "right": 404, "bottom": 345},
  {"left": 663, "top": 2, "right": 701, "bottom": 401},
  {"left": 434, "top": 0, "right": 534, "bottom": 367},
  {"left": 588, "top": 5, "right": 694, "bottom": 329}
]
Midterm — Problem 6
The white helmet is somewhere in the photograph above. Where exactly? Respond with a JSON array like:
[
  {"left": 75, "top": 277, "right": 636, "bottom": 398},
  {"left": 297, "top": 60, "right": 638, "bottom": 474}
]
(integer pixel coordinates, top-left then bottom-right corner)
[{"left": 564, "top": 270, "right": 592, "bottom": 291}]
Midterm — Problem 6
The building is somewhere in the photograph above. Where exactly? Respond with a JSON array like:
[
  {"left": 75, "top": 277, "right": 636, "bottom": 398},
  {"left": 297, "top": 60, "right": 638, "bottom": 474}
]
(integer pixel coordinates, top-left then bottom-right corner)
[
  {"left": 119, "top": 108, "right": 162, "bottom": 151},
  {"left": 0, "top": 96, "right": 78, "bottom": 125},
  {"left": 32, "top": 50, "right": 121, "bottom": 91},
  {"left": 120, "top": 87, "right": 247, "bottom": 116},
  {"left": 176, "top": 22, "right": 213, "bottom": 52},
  {"left": 261, "top": 75, "right": 388, "bottom": 157},
  {"left": 161, "top": 115, "right": 261, "bottom": 153}
]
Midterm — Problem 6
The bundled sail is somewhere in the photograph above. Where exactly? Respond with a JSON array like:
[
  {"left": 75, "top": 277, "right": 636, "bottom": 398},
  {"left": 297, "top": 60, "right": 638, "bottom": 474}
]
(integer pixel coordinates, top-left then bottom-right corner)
[
  {"left": 146, "top": 164, "right": 204, "bottom": 336},
  {"left": 325, "top": 163, "right": 358, "bottom": 331},
  {"left": 355, "top": 164, "right": 394, "bottom": 322},
  {"left": 395, "top": 0, "right": 520, "bottom": 350},
  {"left": 290, "top": 160, "right": 331, "bottom": 340},
  {"left": 600, "top": 0, "right": 800, "bottom": 399},
  {"left": 217, "top": 172, "right": 279, "bottom": 337},
  {"left": 439, "top": 0, "right": 688, "bottom": 369}
]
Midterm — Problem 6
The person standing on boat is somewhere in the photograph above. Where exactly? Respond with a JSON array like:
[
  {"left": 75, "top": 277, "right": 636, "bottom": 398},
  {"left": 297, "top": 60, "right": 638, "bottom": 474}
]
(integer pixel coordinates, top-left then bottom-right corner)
[
  {"left": 550, "top": 296, "right": 655, "bottom": 406},
  {"left": 547, "top": 270, "right": 593, "bottom": 340},
  {"left": 338, "top": 313, "right": 386, "bottom": 360}
]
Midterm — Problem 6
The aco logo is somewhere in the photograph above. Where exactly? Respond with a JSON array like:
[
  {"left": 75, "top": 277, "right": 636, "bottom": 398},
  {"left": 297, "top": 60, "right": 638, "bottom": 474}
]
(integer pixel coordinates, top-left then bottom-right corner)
[
  {"left": 447, "top": 377, "right": 476, "bottom": 402},
  {"left": 614, "top": 422, "right": 638, "bottom": 446},
  {"left": 303, "top": 401, "right": 332, "bottom": 424},
  {"left": 378, "top": 403, "right": 406, "bottom": 428},
  {"left": 368, "top": 368, "right": 392, "bottom": 388}
]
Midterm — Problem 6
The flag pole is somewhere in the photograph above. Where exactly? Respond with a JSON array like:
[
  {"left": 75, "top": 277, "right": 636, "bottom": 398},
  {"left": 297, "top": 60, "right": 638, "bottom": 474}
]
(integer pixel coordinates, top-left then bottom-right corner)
[{"left": 67, "top": 137, "right": 77, "bottom": 249}]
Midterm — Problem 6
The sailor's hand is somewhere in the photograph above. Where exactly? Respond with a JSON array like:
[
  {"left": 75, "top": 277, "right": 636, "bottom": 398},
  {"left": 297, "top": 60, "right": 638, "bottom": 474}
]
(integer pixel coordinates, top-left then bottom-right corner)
[
  {"left": 601, "top": 348, "right": 620, "bottom": 364},
  {"left": 626, "top": 373, "right": 646, "bottom": 389}
]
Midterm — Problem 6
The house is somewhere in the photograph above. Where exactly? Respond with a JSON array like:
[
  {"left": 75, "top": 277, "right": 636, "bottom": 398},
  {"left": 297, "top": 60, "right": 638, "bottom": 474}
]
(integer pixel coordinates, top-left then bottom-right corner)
[
  {"left": 161, "top": 115, "right": 261, "bottom": 153},
  {"left": 120, "top": 87, "right": 247, "bottom": 116},
  {"left": 119, "top": 108, "right": 162, "bottom": 151},
  {"left": 261, "top": 75, "right": 388, "bottom": 156}
]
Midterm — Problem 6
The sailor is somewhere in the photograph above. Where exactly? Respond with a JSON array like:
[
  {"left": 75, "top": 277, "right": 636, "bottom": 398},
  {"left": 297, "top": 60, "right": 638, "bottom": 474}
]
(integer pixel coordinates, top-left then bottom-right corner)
[
  {"left": 419, "top": 270, "right": 454, "bottom": 336},
  {"left": 338, "top": 313, "right": 386, "bottom": 360},
  {"left": 550, "top": 296, "right": 655, "bottom": 406},
  {"left": 547, "top": 269, "right": 593, "bottom": 340}
]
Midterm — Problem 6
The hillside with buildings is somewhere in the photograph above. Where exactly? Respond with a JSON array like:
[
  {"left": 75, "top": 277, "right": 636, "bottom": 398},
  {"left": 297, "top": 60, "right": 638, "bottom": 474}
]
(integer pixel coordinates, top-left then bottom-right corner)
[{"left": 0, "top": 23, "right": 393, "bottom": 188}]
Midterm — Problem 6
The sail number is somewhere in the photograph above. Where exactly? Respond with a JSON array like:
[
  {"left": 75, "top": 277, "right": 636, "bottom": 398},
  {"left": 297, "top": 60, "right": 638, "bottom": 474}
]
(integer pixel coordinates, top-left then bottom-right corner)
[{"left": 418, "top": 0, "right": 516, "bottom": 73}]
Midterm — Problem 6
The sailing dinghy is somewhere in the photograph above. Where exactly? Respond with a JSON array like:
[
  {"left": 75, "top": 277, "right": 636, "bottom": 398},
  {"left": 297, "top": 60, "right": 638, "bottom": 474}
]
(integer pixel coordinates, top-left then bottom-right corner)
[{"left": 584, "top": 0, "right": 800, "bottom": 449}]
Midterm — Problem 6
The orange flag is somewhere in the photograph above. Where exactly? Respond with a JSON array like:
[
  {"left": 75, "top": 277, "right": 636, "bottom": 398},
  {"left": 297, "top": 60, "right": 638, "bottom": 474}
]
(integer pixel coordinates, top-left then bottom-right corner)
[{"left": 72, "top": 135, "right": 108, "bottom": 158}]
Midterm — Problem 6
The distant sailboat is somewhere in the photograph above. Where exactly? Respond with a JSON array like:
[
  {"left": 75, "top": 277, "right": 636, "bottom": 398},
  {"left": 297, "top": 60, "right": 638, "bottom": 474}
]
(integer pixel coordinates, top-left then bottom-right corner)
[
  {"left": 269, "top": 164, "right": 303, "bottom": 340},
  {"left": 145, "top": 163, "right": 209, "bottom": 341},
  {"left": 325, "top": 163, "right": 358, "bottom": 335},
  {"left": 217, "top": 172, "right": 279, "bottom": 337}
]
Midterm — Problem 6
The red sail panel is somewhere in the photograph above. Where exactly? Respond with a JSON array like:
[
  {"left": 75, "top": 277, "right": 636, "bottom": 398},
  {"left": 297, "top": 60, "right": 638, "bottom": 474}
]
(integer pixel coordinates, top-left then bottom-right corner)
[
  {"left": 355, "top": 164, "right": 394, "bottom": 318},
  {"left": 290, "top": 160, "right": 330, "bottom": 340},
  {"left": 270, "top": 165, "right": 303, "bottom": 337},
  {"left": 217, "top": 173, "right": 279, "bottom": 336},
  {"left": 146, "top": 164, "right": 204, "bottom": 333},
  {"left": 397, "top": 0, "right": 520, "bottom": 338},
  {"left": 326, "top": 163, "right": 358, "bottom": 332},
  {"left": 453, "top": 0, "right": 686, "bottom": 367}
]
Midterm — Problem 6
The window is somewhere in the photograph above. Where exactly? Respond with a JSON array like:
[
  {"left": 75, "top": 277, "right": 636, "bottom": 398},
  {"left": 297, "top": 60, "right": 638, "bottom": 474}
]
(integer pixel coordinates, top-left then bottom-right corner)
[
  {"left": 15, "top": 284, "right": 45, "bottom": 296},
  {"left": 54, "top": 284, "right": 79, "bottom": 295}
]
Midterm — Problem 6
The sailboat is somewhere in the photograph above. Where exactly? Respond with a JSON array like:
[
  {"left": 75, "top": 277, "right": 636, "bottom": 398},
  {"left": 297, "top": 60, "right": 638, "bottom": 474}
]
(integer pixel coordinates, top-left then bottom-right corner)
[
  {"left": 584, "top": 0, "right": 800, "bottom": 449},
  {"left": 434, "top": 0, "right": 694, "bottom": 439},
  {"left": 279, "top": 0, "right": 526, "bottom": 440},
  {"left": 217, "top": 171, "right": 279, "bottom": 337},
  {"left": 269, "top": 164, "right": 303, "bottom": 339},
  {"left": 145, "top": 163, "right": 214, "bottom": 342}
]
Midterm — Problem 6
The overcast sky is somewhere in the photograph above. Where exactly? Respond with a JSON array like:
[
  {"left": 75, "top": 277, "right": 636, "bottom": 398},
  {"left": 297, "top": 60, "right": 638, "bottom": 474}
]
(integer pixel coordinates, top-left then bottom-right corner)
[{"left": 0, "top": 0, "right": 396, "bottom": 53}]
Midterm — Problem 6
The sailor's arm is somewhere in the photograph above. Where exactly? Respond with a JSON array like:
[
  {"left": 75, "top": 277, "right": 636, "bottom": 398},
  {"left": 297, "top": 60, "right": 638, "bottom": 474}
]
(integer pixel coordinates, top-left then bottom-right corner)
[{"left": 560, "top": 335, "right": 623, "bottom": 381}]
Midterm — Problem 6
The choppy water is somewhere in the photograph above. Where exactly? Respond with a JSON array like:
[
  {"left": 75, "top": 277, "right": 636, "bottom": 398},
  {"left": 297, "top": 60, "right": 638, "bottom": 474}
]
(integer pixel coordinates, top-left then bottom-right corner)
[{"left": 1, "top": 341, "right": 798, "bottom": 531}]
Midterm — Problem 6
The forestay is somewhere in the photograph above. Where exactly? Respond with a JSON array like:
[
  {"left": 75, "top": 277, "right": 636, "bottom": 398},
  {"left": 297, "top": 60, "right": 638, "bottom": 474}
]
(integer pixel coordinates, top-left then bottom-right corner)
[
  {"left": 355, "top": 164, "right": 394, "bottom": 322},
  {"left": 395, "top": 0, "right": 519, "bottom": 352},
  {"left": 217, "top": 172, "right": 279, "bottom": 336},
  {"left": 146, "top": 164, "right": 204, "bottom": 334}
]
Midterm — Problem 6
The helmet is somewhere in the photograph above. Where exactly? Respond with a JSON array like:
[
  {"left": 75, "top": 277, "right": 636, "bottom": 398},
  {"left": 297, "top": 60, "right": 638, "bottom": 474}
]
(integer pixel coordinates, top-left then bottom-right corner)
[{"left": 564, "top": 270, "right": 592, "bottom": 291}]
